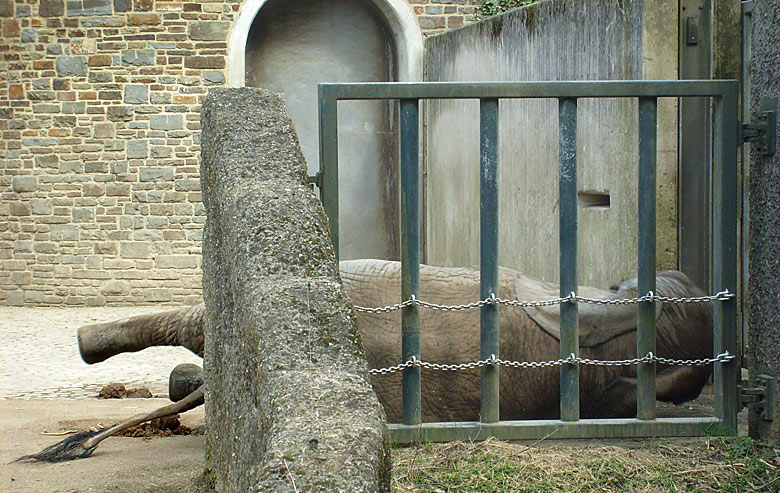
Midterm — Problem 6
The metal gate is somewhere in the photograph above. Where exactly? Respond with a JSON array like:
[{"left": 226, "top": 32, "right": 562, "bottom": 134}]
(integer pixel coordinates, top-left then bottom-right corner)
[{"left": 316, "top": 80, "right": 740, "bottom": 442}]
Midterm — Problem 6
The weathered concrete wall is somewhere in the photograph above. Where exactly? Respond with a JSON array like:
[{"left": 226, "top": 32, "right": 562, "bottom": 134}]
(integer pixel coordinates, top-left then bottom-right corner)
[
  {"left": 0, "top": 0, "right": 477, "bottom": 306},
  {"left": 747, "top": 0, "right": 780, "bottom": 445},
  {"left": 423, "top": 0, "right": 678, "bottom": 289},
  {"left": 200, "top": 88, "right": 389, "bottom": 491}
]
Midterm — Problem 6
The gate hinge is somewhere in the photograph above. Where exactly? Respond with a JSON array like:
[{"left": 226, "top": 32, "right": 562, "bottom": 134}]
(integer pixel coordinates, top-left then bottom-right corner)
[
  {"left": 740, "top": 104, "right": 776, "bottom": 156},
  {"left": 739, "top": 374, "right": 776, "bottom": 421},
  {"left": 307, "top": 171, "right": 323, "bottom": 190}
]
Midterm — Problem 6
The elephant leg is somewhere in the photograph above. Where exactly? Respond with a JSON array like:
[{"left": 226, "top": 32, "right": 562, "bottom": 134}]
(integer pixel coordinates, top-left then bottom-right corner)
[
  {"left": 169, "top": 363, "right": 204, "bottom": 402},
  {"left": 583, "top": 365, "right": 710, "bottom": 418},
  {"left": 654, "top": 365, "right": 710, "bottom": 405},
  {"left": 582, "top": 376, "right": 638, "bottom": 418}
]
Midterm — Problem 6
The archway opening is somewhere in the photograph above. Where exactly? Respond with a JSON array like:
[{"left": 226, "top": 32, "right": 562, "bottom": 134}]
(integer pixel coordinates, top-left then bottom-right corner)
[{"left": 245, "top": 0, "right": 401, "bottom": 260}]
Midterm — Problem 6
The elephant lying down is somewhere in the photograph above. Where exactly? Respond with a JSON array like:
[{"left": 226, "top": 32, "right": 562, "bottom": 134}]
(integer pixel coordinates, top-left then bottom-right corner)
[{"left": 78, "top": 259, "right": 714, "bottom": 422}]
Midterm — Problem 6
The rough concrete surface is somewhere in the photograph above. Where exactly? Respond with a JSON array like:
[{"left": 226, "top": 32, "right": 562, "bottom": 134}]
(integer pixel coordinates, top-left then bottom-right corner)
[
  {"left": 748, "top": 0, "right": 780, "bottom": 444},
  {"left": 200, "top": 87, "right": 390, "bottom": 491}
]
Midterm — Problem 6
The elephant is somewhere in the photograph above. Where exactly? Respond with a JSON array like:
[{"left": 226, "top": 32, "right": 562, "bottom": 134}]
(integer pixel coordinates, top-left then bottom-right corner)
[
  {"left": 77, "top": 259, "right": 714, "bottom": 421},
  {"left": 22, "top": 259, "right": 715, "bottom": 462}
]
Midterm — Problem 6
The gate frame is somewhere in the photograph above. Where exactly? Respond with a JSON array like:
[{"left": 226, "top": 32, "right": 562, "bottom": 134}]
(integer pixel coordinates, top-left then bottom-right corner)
[{"left": 317, "top": 80, "right": 739, "bottom": 442}]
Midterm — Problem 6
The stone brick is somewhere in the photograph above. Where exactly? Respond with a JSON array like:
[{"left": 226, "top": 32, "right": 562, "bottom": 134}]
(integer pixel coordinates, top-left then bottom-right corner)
[
  {"left": 150, "top": 114, "right": 183, "bottom": 130},
  {"left": 7, "top": 291, "right": 24, "bottom": 306},
  {"left": 50, "top": 225, "right": 78, "bottom": 241},
  {"left": 174, "top": 179, "right": 201, "bottom": 192},
  {"left": 98, "top": 90, "right": 122, "bottom": 100},
  {"left": 104, "top": 259, "right": 135, "bottom": 269},
  {"left": 150, "top": 146, "right": 171, "bottom": 158},
  {"left": 156, "top": 255, "right": 196, "bottom": 269},
  {"left": 106, "top": 183, "right": 131, "bottom": 196},
  {"left": 12, "top": 176, "right": 36, "bottom": 193},
  {"left": 28, "top": 90, "right": 55, "bottom": 101},
  {"left": 143, "top": 288, "right": 172, "bottom": 301},
  {"left": 35, "top": 154, "right": 60, "bottom": 169},
  {"left": 139, "top": 166, "right": 174, "bottom": 181},
  {"left": 94, "top": 242, "right": 118, "bottom": 255},
  {"left": 184, "top": 56, "right": 225, "bottom": 69},
  {"left": 83, "top": 182, "right": 106, "bottom": 196},
  {"left": 66, "top": 0, "right": 112, "bottom": 16},
  {"left": 3, "top": 260, "right": 26, "bottom": 271},
  {"left": 120, "top": 241, "right": 150, "bottom": 258},
  {"left": 418, "top": 16, "right": 445, "bottom": 29},
  {"left": 11, "top": 271, "right": 32, "bottom": 285},
  {"left": 72, "top": 208, "right": 95, "bottom": 222},
  {"left": 107, "top": 105, "right": 133, "bottom": 121},
  {"left": 88, "top": 54, "right": 112, "bottom": 66},
  {"left": 121, "top": 50, "right": 155, "bottom": 66},
  {"left": 9, "top": 84, "right": 24, "bottom": 99},
  {"left": 34, "top": 242, "right": 58, "bottom": 253},
  {"left": 189, "top": 21, "right": 230, "bottom": 41},
  {"left": 32, "top": 79, "right": 52, "bottom": 90},
  {"left": 55, "top": 56, "right": 86, "bottom": 77},
  {"left": 39, "top": 0, "right": 65, "bottom": 17},
  {"left": 134, "top": 0, "right": 152, "bottom": 11},
  {"left": 32, "top": 104, "right": 61, "bottom": 114},
  {"left": 113, "top": 0, "right": 130, "bottom": 12},
  {"left": 101, "top": 280, "right": 130, "bottom": 295},
  {"left": 30, "top": 199, "right": 53, "bottom": 215},
  {"left": 124, "top": 84, "right": 148, "bottom": 103},
  {"left": 2, "top": 19, "right": 19, "bottom": 37},
  {"left": 128, "top": 13, "right": 159, "bottom": 25},
  {"left": 203, "top": 70, "right": 225, "bottom": 86},
  {"left": 21, "top": 28, "right": 38, "bottom": 43},
  {"left": 62, "top": 101, "right": 86, "bottom": 114},
  {"left": 93, "top": 122, "right": 114, "bottom": 138},
  {"left": 127, "top": 139, "right": 148, "bottom": 158},
  {"left": 447, "top": 16, "right": 464, "bottom": 28},
  {"left": 10, "top": 202, "right": 30, "bottom": 216},
  {"left": 0, "top": 0, "right": 12, "bottom": 17}
]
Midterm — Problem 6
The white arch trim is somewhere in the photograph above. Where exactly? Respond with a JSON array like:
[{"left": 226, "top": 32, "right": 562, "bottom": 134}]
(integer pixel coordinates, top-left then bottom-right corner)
[{"left": 227, "top": 0, "right": 424, "bottom": 87}]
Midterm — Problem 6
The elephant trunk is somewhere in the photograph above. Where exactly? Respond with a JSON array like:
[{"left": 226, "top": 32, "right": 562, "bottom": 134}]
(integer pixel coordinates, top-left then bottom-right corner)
[{"left": 77, "top": 304, "right": 206, "bottom": 364}]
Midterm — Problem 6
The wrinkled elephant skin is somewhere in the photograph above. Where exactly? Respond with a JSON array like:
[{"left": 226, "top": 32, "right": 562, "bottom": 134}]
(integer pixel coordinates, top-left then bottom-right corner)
[{"left": 77, "top": 260, "right": 714, "bottom": 422}]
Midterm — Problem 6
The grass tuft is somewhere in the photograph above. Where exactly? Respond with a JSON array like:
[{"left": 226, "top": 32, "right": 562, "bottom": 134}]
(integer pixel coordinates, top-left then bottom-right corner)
[{"left": 392, "top": 437, "right": 780, "bottom": 492}]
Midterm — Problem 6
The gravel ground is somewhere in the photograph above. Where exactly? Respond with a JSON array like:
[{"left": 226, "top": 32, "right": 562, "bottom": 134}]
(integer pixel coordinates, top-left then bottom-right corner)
[{"left": 0, "top": 306, "right": 202, "bottom": 400}]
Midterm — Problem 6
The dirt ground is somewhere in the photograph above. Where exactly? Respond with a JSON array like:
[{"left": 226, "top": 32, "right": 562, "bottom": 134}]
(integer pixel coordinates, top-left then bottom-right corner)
[{"left": 1, "top": 398, "right": 206, "bottom": 493}]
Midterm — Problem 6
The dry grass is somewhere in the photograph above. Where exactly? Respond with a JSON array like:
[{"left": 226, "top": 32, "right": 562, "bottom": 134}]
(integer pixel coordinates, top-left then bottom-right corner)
[{"left": 392, "top": 436, "right": 780, "bottom": 492}]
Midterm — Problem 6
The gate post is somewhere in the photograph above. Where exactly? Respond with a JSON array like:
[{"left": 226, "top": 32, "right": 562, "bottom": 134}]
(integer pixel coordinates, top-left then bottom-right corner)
[{"left": 747, "top": 0, "right": 780, "bottom": 444}]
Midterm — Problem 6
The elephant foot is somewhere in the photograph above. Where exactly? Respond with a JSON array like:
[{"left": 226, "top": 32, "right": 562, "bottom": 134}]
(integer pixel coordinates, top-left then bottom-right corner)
[{"left": 169, "top": 363, "right": 204, "bottom": 402}]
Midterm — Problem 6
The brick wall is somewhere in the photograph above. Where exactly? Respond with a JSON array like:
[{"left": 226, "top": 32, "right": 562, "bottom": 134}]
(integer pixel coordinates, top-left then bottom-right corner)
[{"left": 0, "top": 0, "right": 476, "bottom": 306}]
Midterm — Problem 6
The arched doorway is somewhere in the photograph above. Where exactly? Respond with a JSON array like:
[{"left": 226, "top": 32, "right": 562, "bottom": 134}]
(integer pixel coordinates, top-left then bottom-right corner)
[{"left": 227, "top": 0, "right": 423, "bottom": 261}]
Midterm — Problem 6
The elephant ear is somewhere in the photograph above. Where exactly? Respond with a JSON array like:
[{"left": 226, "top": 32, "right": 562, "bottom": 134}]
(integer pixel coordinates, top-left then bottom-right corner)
[{"left": 516, "top": 274, "right": 663, "bottom": 348}]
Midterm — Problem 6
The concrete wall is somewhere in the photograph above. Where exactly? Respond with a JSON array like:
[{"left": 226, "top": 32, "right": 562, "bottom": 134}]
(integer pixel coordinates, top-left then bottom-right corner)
[
  {"left": 423, "top": 0, "right": 679, "bottom": 288},
  {"left": 0, "top": 0, "right": 477, "bottom": 306},
  {"left": 747, "top": 0, "right": 780, "bottom": 445},
  {"left": 201, "top": 88, "right": 389, "bottom": 491}
]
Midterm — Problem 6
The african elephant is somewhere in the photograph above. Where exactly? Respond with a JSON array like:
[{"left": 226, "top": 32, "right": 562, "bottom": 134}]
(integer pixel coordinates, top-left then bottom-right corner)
[{"left": 78, "top": 259, "right": 714, "bottom": 422}]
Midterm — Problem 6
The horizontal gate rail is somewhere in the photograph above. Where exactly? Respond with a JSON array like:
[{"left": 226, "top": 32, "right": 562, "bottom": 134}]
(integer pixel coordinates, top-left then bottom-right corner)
[{"left": 317, "top": 79, "right": 739, "bottom": 443}]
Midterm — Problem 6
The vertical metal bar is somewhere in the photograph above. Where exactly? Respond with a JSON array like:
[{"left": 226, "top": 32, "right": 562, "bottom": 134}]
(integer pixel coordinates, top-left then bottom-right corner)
[
  {"left": 558, "top": 98, "right": 579, "bottom": 422},
  {"left": 400, "top": 98, "right": 421, "bottom": 426},
  {"left": 712, "top": 86, "right": 739, "bottom": 433},
  {"left": 637, "top": 97, "right": 658, "bottom": 420},
  {"left": 480, "top": 98, "right": 500, "bottom": 424},
  {"left": 318, "top": 85, "right": 339, "bottom": 259}
]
